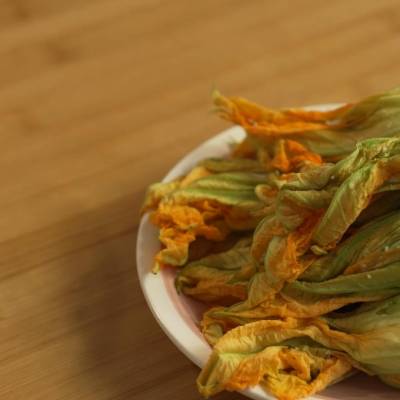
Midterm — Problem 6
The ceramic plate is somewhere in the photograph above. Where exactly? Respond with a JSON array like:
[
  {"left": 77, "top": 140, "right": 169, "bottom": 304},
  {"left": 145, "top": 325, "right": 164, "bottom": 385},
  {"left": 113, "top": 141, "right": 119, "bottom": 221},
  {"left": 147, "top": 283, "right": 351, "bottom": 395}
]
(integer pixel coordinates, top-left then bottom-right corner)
[{"left": 137, "top": 105, "right": 399, "bottom": 400}]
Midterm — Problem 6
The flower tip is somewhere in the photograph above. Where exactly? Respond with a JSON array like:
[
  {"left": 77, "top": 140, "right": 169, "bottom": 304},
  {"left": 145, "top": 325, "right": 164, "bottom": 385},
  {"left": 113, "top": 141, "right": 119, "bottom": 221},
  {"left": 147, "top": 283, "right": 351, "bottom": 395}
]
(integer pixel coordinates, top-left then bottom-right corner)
[
  {"left": 211, "top": 88, "right": 223, "bottom": 103},
  {"left": 152, "top": 261, "right": 161, "bottom": 274}
]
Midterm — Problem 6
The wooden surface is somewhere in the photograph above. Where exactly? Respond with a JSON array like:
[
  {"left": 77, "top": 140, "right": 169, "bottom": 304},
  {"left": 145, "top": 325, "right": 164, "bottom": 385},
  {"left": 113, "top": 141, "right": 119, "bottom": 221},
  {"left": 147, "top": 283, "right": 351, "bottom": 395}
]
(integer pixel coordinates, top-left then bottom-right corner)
[{"left": 1, "top": 1, "right": 400, "bottom": 399}]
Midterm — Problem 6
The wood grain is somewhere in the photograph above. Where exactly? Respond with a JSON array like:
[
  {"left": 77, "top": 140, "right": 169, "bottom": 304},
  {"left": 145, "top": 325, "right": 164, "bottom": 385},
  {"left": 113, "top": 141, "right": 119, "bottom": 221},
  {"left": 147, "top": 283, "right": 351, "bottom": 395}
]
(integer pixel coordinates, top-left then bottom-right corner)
[{"left": 1, "top": 1, "right": 400, "bottom": 399}]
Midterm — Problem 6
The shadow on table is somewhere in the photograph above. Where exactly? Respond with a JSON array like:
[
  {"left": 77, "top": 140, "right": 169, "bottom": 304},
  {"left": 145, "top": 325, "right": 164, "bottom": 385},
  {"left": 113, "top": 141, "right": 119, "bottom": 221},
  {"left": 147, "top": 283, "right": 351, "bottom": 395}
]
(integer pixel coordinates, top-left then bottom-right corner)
[{"left": 63, "top": 195, "right": 243, "bottom": 399}]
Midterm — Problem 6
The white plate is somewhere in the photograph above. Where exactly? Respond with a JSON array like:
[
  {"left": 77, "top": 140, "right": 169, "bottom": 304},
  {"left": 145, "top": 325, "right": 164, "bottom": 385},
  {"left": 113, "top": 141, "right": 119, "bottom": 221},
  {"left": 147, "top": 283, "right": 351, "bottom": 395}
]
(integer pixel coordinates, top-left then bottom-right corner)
[{"left": 136, "top": 107, "right": 400, "bottom": 400}]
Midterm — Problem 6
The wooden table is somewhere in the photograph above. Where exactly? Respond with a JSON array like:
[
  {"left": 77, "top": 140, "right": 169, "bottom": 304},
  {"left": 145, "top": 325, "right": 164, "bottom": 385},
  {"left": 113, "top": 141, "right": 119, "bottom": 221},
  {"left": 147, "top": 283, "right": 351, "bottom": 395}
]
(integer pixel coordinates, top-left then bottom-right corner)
[{"left": 1, "top": 1, "right": 399, "bottom": 399}]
